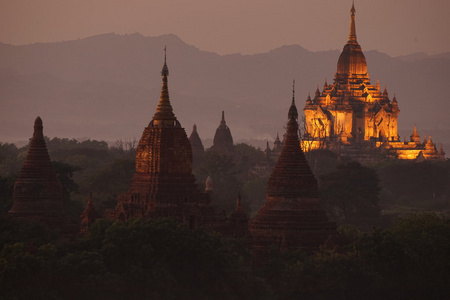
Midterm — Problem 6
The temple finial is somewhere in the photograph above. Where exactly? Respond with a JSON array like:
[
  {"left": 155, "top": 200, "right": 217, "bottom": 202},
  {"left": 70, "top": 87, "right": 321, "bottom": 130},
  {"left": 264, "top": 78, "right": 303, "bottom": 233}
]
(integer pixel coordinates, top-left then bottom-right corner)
[
  {"left": 292, "top": 79, "right": 295, "bottom": 99},
  {"left": 161, "top": 46, "right": 169, "bottom": 77},
  {"left": 288, "top": 81, "right": 298, "bottom": 120},
  {"left": 221, "top": 110, "right": 226, "bottom": 124},
  {"left": 348, "top": 2, "right": 357, "bottom": 43},
  {"left": 33, "top": 116, "right": 44, "bottom": 138},
  {"left": 153, "top": 48, "right": 175, "bottom": 124}
]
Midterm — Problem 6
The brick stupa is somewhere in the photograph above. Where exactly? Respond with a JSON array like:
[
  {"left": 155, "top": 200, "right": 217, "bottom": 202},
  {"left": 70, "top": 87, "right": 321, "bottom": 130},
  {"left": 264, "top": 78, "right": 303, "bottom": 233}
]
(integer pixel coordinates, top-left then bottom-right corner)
[
  {"left": 249, "top": 86, "right": 340, "bottom": 260},
  {"left": 8, "top": 117, "right": 75, "bottom": 235},
  {"left": 110, "top": 51, "right": 228, "bottom": 232}
]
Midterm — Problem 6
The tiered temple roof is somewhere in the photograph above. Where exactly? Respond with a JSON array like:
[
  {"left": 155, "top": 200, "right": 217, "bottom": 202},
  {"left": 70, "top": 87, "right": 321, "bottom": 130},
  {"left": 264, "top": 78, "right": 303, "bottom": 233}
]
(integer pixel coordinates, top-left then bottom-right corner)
[
  {"left": 249, "top": 88, "right": 340, "bottom": 260},
  {"left": 303, "top": 3, "right": 399, "bottom": 146},
  {"left": 301, "top": 4, "right": 444, "bottom": 161},
  {"left": 110, "top": 51, "right": 229, "bottom": 233},
  {"left": 8, "top": 117, "right": 75, "bottom": 235}
]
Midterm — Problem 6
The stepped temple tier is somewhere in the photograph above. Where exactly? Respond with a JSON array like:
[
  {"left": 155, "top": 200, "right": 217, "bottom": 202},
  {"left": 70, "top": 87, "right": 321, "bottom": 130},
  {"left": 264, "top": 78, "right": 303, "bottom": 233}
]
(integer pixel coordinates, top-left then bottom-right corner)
[
  {"left": 8, "top": 117, "right": 76, "bottom": 235},
  {"left": 249, "top": 86, "right": 341, "bottom": 261},
  {"left": 301, "top": 4, "right": 444, "bottom": 162},
  {"left": 108, "top": 50, "right": 235, "bottom": 234}
]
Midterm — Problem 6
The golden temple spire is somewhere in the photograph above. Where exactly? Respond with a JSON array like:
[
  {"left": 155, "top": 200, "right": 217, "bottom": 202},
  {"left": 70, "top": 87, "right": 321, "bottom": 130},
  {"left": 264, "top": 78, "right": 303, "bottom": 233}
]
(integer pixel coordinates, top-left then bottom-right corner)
[
  {"left": 307, "top": 92, "right": 312, "bottom": 104},
  {"left": 153, "top": 47, "right": 176, "bottom": 125},
  {"left": 348, "top": 2, "right": 357, "bottom": 44}
]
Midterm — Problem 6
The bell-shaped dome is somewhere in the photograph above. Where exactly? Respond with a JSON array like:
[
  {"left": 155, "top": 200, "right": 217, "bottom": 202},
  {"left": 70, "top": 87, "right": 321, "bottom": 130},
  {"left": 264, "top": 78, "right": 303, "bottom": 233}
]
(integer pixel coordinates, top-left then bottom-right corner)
[
  {"left": 337, "top": 43, "right": 367, "bottom": 76},
  {"left": 336, "top": 4, "right": 368, "bottom": 77}
]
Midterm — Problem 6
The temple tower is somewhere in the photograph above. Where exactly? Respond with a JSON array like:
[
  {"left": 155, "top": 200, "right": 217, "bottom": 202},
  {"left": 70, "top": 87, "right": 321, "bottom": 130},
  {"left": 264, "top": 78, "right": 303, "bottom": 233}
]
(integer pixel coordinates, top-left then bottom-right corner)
[
  {"left": 303, "top": 3, "right": 400, "bottom": 149},
  {"left": 111, "top": 50, "right": 222, "bottom": 230},
  {"left": 211, "top": 111, "right": 234, "bottom": 155},
  {"left": 249, "top": 87, "right": 339, "bottom": 260},
  {"left": 8, "top": 117, "right": 75, "bottom": 234}
]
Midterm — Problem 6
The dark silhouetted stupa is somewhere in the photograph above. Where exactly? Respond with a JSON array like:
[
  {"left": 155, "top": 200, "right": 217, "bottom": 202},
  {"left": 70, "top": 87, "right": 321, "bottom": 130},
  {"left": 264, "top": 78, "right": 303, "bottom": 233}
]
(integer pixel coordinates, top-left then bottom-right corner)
[
  {"left": 211, "top": 111, "right": 234, "bottom": 155},
  {"left": 8, "top": 117, "right": 75, "bottom": 235},
  {"left": 249, "top": 86, "right": 340, "bottom": 260},
  {"left": 189, "top": 124, "right": 205, "bottom": 167}
]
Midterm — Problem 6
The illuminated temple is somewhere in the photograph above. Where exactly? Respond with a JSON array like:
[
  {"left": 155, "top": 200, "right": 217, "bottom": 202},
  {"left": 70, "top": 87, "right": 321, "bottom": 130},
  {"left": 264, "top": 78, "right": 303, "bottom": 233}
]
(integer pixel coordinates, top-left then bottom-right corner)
[
  {"left": 109, "top": 51, "right": 232, "bottom": 233},
  {"left": 249, "top": 89, "right": 340, "bottom": 260},
  {"left": 301, "top": 4, "right": 444, "bottom": 161}
]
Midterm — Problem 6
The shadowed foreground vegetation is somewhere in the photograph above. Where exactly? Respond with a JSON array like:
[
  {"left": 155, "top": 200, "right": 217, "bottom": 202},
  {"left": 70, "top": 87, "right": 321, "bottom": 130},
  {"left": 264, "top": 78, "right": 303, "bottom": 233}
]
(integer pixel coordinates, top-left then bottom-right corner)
[{"left": 1, "top": 213, "right": 449, "bottom": 300}]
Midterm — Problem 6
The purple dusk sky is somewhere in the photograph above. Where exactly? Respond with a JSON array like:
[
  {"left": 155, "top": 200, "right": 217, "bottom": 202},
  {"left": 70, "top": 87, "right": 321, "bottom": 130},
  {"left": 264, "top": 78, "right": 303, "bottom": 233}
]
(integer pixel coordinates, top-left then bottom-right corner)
[{"left": 1, "top": 0, "right": 449, "bottom": 56}]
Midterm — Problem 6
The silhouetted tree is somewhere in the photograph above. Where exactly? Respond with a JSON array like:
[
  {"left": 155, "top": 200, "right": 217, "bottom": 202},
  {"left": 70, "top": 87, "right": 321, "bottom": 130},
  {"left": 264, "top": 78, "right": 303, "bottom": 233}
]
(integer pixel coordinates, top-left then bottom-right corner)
[{"left": 319, "top": 161, "right": 381, "bottom": 228}]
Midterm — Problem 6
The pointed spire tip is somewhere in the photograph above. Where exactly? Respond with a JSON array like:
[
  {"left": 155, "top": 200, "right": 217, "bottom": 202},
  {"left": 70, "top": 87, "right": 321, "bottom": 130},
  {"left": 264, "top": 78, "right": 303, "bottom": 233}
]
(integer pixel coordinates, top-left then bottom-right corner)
[{"left": 161, "top": 46, "right": 169, "bottom": 77}]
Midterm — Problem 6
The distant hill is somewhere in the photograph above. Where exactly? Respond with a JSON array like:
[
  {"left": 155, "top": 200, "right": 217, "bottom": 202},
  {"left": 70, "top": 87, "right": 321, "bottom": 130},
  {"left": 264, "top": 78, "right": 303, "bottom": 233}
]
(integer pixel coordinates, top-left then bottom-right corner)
[{"left": 1, "top": 33, "right": 449, "bottom": 151}]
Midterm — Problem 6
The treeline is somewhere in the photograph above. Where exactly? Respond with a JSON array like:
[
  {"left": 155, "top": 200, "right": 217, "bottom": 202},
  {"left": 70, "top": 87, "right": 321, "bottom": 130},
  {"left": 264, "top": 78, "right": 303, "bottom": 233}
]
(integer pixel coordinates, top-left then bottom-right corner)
[
  {"left": 2, "top": 138, "right": 450, "bottom": 230},
  {"left": 306, "top": 150, "right": 450, "bottom": 229},
  {"left": 1, "top": 213, "right": 449, "bottom": 299}
]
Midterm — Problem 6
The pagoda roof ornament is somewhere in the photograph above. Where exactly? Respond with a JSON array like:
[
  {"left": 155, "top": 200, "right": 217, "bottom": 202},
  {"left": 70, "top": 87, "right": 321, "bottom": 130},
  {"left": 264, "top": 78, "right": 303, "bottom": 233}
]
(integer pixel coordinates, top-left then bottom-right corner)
[
  {"left": 348, "top": 2, "right": 357, "bottom": 43},
  {"left": 288, "top": 80, "right": 298, "bottom": 120},
  {"left": 153, "top": 47, "right": 176, "bottom": 125},
  {"left": 336, "top": 3, "right": 367, "bottom": 78},
  {"left": 161, "top": 46, "right": 169, "bottom": 77}
]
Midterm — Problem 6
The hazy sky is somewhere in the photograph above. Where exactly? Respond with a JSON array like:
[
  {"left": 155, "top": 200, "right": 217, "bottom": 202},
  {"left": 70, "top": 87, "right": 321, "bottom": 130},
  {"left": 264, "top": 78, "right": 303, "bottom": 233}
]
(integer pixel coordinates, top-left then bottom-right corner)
[{"left": 1, "top": 0, "right": 450, "bottom": 56}]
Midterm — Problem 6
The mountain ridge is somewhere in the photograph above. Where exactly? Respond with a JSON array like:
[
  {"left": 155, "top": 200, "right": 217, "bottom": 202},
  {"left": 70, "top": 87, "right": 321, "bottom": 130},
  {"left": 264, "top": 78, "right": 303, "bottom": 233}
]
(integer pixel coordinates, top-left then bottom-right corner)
[{"left": 1, "top": 33, "right": 449, "bottom": 150}]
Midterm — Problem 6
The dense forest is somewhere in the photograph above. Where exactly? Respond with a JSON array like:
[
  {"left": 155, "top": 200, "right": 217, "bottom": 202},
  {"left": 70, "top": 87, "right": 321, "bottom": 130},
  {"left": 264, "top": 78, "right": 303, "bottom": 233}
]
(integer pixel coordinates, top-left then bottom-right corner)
[{"left": 1, "top": 138, "right": 450, "bottom": 299}]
